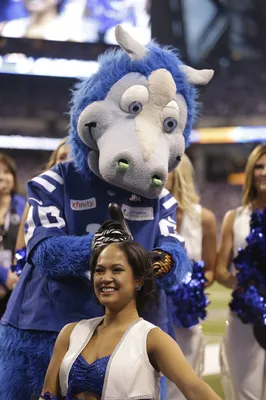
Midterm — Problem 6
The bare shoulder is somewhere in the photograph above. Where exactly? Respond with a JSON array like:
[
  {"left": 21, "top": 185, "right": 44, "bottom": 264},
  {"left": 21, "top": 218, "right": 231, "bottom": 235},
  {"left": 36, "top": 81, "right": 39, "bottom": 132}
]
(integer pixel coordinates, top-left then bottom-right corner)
[
  {"left": 221, "top": 209, "right": 237, "bottom": 232},
  {"left": 60, "top": 321, "right": 78, "bottom": 335},
  {"left": 201, "top": 208, "right": 216, "bottom": 231},
  {"left": 146, "top": 327, "right": 173, "bottom": 352},
  {"left": 56, "top": 322, "right": 78, "bottom": 348}
]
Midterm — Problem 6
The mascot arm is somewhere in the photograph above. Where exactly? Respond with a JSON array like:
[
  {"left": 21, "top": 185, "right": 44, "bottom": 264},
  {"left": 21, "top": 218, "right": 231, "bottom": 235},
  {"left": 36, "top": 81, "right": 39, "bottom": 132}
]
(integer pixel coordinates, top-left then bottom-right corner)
[
  {"left": 25, "top": 170, "right": 93, "bottom": 278},
  {"left": 30, "top": 234, "right": 93, "bottom": 278},
  {"left": 153, "top": 191, "right": 192, "bottom": 291}
]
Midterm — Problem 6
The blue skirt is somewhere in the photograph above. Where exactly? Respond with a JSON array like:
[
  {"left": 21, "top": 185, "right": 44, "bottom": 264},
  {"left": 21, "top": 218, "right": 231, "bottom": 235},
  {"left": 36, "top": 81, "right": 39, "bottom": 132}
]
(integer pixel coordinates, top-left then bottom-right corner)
[{"left": 0, "top": 324, "right": 58, "bottom": 399}]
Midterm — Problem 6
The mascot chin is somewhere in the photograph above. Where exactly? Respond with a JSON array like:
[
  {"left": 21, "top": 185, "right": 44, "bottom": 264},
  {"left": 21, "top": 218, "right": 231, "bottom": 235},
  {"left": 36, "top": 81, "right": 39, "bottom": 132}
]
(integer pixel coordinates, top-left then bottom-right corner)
[{"left": 0, "top": 25, "right": 213, "bottom": 399}]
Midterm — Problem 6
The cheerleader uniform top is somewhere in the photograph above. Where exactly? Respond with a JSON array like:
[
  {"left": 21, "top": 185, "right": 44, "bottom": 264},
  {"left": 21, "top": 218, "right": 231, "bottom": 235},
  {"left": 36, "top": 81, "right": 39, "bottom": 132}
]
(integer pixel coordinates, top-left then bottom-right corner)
[
  {"left": 179, "top": 204, "right": 202, "bottom": 262},
  {"left": 66, "top": 354, "right": 110, "bottom": 399},
  {"left": 60, "top": 317, "right": 161, "bottom": 400},
  {"left": 233, "top": 206, "right": 252, "bottom": 258}
]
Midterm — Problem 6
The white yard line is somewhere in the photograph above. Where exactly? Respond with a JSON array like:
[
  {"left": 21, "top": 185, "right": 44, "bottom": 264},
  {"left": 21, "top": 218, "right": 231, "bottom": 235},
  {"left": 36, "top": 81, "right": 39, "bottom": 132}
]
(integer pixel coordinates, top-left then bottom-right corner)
[{"left": 203, "top": 344, "right": 221, "bottom": 376}]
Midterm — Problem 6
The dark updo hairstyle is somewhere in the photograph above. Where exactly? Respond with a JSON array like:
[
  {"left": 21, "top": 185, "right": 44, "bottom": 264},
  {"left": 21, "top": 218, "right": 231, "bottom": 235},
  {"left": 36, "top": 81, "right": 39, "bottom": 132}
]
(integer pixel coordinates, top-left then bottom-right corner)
[{"left": 90, "top": 241, "right": 158, "bottom": 316}]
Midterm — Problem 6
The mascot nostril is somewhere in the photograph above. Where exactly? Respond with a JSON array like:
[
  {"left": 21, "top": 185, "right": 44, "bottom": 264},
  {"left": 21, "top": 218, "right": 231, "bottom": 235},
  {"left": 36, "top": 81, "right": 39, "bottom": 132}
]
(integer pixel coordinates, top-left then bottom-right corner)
[
  {"left": 0, "top": 24, "right": 214, "bottom": 400},
  {"left": 151, "top": 175, "right": 162, "bottom": 188},
  {"left": 118, "top": 159, "right": 129, "bottom": 172},
  {"left": 85, "top": 122, "right": 97, "bottom": 134}
]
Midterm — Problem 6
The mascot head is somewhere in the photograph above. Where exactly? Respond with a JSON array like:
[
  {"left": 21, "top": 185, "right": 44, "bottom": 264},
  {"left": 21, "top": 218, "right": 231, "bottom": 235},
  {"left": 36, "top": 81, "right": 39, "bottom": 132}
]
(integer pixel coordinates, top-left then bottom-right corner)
[{"left": 69, "top": 25, "right": 213, "bottom": 199}]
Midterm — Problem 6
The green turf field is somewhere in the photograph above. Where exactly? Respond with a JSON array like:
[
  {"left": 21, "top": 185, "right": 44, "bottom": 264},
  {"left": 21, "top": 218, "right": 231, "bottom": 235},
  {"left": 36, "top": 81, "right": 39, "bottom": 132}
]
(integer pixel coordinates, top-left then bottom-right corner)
[
  {"left": 202, "top": 283, "right": 231, "bottom": 340},
  {"left": 204, "top": 374, "right": 225, "bottom": 397},
  {"left": 202, "top": 283, "right": 232, "bottom": 398}
]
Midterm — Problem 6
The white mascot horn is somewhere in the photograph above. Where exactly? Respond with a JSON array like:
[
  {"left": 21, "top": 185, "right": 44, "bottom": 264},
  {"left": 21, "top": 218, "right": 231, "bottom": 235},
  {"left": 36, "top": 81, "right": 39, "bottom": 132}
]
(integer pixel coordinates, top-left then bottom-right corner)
[{"left": 115, "top": 24, "right": 214, "bottom": 85}]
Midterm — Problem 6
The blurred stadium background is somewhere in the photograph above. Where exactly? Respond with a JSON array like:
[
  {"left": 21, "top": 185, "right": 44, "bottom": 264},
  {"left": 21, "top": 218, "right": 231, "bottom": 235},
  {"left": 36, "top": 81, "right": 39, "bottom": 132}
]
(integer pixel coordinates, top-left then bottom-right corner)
[{"left": 1, "top": 0, "right": 266, "bottom": 396}]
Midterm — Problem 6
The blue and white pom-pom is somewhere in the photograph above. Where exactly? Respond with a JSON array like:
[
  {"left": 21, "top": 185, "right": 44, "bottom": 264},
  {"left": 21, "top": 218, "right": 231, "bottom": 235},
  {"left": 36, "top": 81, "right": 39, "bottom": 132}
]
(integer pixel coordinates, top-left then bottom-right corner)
[
  {"left": 230, "top": 208, "right": 266, "bottom": 326},
  {"left": 11, "top": 247, "right": 27, "bottom": 277},
  {"left": 168, "top": 260, "right": 209, "bottom": 328}
]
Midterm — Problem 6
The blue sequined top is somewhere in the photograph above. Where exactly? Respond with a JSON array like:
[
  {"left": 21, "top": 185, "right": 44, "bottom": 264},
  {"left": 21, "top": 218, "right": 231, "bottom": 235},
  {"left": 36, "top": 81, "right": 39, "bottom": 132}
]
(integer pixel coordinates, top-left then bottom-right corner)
[{"left": 66, "top": 354, "right": 110, "bottom": 399}]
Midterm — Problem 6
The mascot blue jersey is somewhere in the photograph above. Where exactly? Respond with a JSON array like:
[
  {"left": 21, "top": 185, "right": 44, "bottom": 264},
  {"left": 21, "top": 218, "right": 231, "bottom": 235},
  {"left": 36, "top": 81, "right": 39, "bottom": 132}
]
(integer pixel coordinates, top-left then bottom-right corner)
[{"left": 2, "top": 161, "right": 182, "bottom": 332}]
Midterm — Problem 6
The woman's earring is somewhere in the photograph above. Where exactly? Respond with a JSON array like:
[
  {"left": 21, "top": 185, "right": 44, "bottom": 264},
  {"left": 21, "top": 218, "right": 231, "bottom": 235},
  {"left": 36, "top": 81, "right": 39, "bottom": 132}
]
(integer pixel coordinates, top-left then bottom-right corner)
[{"left": 136, "top": 285, "right": 141, "bottom": 291}]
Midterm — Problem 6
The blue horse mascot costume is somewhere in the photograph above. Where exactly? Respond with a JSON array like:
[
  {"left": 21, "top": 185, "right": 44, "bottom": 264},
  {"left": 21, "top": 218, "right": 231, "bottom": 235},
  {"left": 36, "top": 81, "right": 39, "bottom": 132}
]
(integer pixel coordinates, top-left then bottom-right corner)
[{"left": 0, "top": 25, "right": 213, "bottom": 399}]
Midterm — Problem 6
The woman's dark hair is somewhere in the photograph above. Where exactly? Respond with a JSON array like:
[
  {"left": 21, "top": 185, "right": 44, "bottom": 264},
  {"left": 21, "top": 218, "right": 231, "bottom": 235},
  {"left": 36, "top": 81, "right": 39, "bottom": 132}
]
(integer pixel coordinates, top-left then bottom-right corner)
[
  {"left": 0, "top": 152, "right": 18, "bottom": 195},
  {"left": 90, "top": 241, "right": 157, "bottom": 315}
]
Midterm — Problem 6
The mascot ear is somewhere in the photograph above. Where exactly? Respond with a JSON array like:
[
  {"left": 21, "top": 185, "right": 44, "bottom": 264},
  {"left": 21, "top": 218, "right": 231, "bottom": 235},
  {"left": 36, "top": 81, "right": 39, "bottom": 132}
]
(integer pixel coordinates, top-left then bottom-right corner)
[
  {"left": 180, "top": 65, "right": 214, "bottom": 85},
  {"left": 115, "top": 24, "right": 148, "bottom": 60}
]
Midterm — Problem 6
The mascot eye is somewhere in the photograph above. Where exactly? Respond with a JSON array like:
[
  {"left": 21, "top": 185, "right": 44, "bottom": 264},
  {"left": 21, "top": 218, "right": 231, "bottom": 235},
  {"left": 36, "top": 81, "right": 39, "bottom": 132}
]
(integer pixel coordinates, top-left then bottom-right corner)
[
  {"left": 161, "top": 100, "right": 179, "bottom": 133},
  {"left": 120, "top": 85, "right": 149, "bottom": 113},
  {"left": 128, "top": 101, "right": 142, "bottom": 114},
  {"left": 163, "top": 117, "right": 177, "bottom": 132}
]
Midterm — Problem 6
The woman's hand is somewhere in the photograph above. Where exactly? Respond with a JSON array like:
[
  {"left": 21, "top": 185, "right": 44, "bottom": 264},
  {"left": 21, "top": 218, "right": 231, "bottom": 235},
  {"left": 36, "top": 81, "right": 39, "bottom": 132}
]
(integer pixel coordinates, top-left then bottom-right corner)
[
  {"left": 217, "top": 270, "right": 237, "bottom": 289},
  {"left": 204, "top": 270, "right": 214, "bottom": 288}
]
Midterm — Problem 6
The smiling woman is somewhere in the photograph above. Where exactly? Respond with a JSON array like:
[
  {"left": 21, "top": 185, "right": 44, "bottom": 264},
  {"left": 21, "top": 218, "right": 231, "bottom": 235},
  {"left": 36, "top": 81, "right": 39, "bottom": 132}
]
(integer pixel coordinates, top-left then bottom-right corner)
[
  {"left": 39, "top": 241, "right": 222, "bottom": 400},
  {"left": 91, "top": 241, "right": 156, "bottom": 315}
]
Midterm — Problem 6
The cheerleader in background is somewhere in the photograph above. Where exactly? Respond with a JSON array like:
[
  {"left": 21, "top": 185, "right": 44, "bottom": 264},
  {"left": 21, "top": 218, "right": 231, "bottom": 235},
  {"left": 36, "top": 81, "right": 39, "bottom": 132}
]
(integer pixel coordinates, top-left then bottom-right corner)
[
  {"left": 165, "top": 154, "right": 217, "bottom": 400},
  {"left": 216, "top": 143, "right": 266, "bottom": 400}
]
